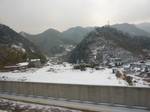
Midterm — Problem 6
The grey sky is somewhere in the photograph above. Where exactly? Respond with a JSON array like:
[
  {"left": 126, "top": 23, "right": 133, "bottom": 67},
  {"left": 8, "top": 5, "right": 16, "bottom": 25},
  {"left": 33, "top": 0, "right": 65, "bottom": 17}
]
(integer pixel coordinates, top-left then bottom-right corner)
[{"left": 0, "top": 0, "right": 150, "bottom": 34}]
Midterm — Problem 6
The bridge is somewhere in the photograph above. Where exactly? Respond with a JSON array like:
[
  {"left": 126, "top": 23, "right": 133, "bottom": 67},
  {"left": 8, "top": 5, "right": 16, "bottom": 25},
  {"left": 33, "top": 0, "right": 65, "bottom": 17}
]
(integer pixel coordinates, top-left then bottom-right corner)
[{"left": 0, "top": 81, "right": 149, "bottom": 111}]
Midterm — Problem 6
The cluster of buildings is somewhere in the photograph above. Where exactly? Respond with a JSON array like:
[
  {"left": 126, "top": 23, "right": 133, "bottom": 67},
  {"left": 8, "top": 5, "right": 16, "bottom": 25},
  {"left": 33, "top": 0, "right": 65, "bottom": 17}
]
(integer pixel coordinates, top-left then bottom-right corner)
[
  {"left": 126, "top": 61, "right": 150, "bottom": 80},
  {"left": 108, "top": 57, "right": 150, "bottom": 82}
]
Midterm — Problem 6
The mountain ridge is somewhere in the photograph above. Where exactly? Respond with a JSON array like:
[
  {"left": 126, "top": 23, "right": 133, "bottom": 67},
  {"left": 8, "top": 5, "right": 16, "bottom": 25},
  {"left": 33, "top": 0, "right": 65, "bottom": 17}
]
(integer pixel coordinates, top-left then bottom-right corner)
[
  {"left": 112, "top": 23, "right": 150, "bottom": 37},
  {"left": 20, "top": 26, "right": 94, "bottom": 57},
  {"left": 136, "top": 22, "right": 150, "bottom": 34},
  {"left": 68, "top": 26, "right": 150, "bottom": 64}
]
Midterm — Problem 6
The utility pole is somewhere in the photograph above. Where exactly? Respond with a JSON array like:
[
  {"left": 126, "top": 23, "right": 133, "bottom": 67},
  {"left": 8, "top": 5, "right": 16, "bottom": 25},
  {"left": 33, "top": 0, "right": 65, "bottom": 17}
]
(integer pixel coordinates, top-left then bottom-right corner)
[
  {"left": 104, "top": 20, "right": 110, "bottom": 27},
  {"left": 107, "top": 20, "right": 110, "bottom": 27}
]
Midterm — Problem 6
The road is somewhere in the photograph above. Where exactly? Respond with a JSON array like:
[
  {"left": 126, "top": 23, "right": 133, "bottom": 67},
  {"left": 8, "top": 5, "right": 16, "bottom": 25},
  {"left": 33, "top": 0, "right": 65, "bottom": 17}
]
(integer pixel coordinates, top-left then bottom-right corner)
[{"left": 0, "top": 93, "right": 149, "bottom": 112}]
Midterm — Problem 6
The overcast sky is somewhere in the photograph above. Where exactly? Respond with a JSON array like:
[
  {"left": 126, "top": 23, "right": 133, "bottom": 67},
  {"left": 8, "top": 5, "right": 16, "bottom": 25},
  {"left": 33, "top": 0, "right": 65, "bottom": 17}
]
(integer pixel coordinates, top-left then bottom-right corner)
[{"left": 0, "top": 0, "right": 150, "bottom": 34}]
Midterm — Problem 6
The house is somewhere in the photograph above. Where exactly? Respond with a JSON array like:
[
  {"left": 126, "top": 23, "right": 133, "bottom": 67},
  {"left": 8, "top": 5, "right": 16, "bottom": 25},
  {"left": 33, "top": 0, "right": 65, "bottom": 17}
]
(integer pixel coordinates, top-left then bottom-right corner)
[
  {"left": 144, "top": 61, "right": 150, "bottom": 72},
  {"left": 16, "top": 62, "right": 29, "bottom": 68},
  {"left": 129, "top": 62, "right": 145, "bottom": 72},
  {"left": 3, "top": 62, "right": 29, "bottom": 71},
  {"left": 107, "top": 58, "right": 123, "bottom": 67},
  {"left": 28, "top": 59, "right": 41, "bottom": 68},
  {"left": 4, "top": 65, "right": 20, "bottom": 71},
  {"left": 129, "top": 60, "right": 150, "bottom": 73}
]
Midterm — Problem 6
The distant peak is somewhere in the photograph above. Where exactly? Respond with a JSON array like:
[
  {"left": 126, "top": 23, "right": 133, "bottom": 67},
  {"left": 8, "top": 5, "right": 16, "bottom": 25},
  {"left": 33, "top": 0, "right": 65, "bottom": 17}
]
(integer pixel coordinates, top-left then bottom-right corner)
[
  {"left": 138, "top": 22, "right": 150, "bottom": 25},
  {"left": 113, "top": 23, "right": 135, "bottom": 27},
  {"left": 44, "top": 28, "right": 60, "bottom": 32},
  {"left": 19, "top": 31, "right": 29, "bottom": 37},
  {"left": 19, "top": 31, "right": 26, "bottom": 34}
]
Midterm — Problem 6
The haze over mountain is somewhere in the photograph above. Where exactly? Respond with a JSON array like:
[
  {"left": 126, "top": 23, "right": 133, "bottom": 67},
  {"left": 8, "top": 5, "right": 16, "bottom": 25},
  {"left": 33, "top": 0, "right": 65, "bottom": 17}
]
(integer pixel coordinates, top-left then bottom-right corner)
[
  {"left": 136, "top": 22, "right": 150, "bottom": 34},
  {"left": 112, "top": 23, "right": 150, "bottom": 37},
  {"left": 0, "top": 24, "right": 46, "bottom": 68},
  {"left": 69, "top": 26, "right": 150, "bottom": 64},
  {"left": 62, "top": 26, "right": 94, "bottom": 44},
  {"left": 20, "top": 23, "right": 150, "bottom": 58},
  {"left": 21, "top": 26, "right": 94, "bottom": 57},
  {"left": 20, "top": 28, "right": 65, "bottom": 57},
  {"left": 1, "top": 22, "right": 150, "bottom": 70}
]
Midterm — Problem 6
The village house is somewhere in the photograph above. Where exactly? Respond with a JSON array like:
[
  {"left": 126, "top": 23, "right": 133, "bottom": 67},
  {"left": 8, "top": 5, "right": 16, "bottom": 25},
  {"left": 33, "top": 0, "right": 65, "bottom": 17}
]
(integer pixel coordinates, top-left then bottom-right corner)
[
  {"left": 3, "top": 62, "right": 29, "bottom": 71},
  {"left": 145, "top": 61, "right": 150, "bottom": 72},
  {"left": 107, "top": 58, "right": 123, "bottom": 67},
  {"left": 28, "top": 59, "right": 41, "bottom": 68}
]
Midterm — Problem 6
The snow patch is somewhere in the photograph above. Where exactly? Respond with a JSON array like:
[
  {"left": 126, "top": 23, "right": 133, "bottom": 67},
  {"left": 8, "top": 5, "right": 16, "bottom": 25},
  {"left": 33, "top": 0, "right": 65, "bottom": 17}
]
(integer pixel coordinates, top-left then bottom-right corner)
[
  {"left": 11, "top": 44, "right": 26, "bottom": 52},
  {"left": 16, "top": 62, "right": 29, "bottom": 67}
]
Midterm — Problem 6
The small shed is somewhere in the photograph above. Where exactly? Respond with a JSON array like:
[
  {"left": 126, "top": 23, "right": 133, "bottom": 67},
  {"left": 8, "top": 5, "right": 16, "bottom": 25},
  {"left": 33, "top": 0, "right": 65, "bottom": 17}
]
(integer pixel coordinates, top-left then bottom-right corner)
[
  {"left": 4, "top": 62, "right": 28, "bottom": 71},
  {"left": 28, "top": 59, "right": 41, "bottom": 68},
  {"left": 108, "top": 58, "right": 123, "bottom": 67},
  {"left": 145, "top": 61, "right": 150, "bottom": 72}
]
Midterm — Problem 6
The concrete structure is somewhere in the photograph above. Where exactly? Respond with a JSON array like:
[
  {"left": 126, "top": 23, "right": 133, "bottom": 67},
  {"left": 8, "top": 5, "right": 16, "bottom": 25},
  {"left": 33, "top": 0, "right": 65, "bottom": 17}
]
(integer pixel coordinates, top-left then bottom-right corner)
[
  {"left": 0, "top": 81, "right": 149, "bottom": 110},
  {"left": 109, "top": 58, "right": 123, "bottom": 67},
  {"left": 28, "top": 59, "right": 41, "bottom": 68},
  {"left": 0, "top": 93, "right": 149, "bottom": 112}
]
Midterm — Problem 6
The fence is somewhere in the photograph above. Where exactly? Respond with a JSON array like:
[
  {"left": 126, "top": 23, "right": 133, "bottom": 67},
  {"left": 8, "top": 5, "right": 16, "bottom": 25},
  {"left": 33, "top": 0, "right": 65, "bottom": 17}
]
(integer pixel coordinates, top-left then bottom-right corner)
[{"left": 0, "top": 81, "right": 149, "bottom": 109}]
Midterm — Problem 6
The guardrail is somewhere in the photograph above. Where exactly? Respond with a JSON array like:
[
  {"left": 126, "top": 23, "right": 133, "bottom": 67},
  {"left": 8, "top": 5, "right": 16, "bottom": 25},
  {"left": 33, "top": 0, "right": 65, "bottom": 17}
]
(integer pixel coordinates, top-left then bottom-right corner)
[{"left": 0, "top": 81, "right": 149, "bottom": 109}]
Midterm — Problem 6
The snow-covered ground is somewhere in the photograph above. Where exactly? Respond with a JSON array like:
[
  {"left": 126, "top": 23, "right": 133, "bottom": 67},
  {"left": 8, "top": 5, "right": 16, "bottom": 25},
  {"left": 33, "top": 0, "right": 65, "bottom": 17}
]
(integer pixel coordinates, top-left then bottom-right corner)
[
  {"left": 0, "top": 62, "right": 149, "bottom": 87},
  {"left": 0, "top": 98, "right": 81, "bottom": 112}
]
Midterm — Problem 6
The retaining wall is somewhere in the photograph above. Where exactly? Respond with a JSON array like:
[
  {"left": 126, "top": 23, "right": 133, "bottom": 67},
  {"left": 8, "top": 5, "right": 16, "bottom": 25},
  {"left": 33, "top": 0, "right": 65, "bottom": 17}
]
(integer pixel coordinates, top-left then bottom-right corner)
[{"left": 0, "top": 81, "right": 149, "bottom": 109}]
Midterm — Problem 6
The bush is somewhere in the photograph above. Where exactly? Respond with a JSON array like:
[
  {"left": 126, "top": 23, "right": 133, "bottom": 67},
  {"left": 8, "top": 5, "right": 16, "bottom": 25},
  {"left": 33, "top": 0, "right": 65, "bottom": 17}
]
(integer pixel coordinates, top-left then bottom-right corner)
[
  {"left": 125, "top": 76, "right": 133, "bottom": 85},
  {"left": 73, "top": 64, "right": 86, "bottom": 71},
  {"left": 73, "top": 63, "right": 99, "bottom": 71},
  {"left": 0, "top": 47, "right": 27, "bottom": 68}
]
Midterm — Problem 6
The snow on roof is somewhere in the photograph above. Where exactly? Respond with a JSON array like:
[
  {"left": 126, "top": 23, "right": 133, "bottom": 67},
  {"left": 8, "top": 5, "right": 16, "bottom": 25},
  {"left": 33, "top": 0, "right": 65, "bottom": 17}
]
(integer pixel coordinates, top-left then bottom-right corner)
[
  {"left": 4, "top": 62, "right": 29, "bottom": 68},
  {"left": 4, "top": 65, "right": 18, "bottom": 68},
  {"left": 16, "top": 62, "right": 29, "bottom": 66},
  {"left": 145, "top": 61, "right": 150, "bottom": 66},
  {"left": 30, "top": 59, "right": 40, "bottom": 62},
  {"left": 131, "top": 62, "right": 142, "bottom": 65}
]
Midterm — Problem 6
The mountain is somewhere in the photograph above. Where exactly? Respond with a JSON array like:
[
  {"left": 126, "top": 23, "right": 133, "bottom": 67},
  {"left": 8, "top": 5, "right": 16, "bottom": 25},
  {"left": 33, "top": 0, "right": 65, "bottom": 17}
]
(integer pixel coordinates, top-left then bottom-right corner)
[
  {"left": 112, "top": 23, "right": 150, "bottom": 37},
  {"left": 20, "top": 29, "right": 68, "bottom": 57},
  {"left": 21, "top": 26, "right": 94, "bottom": 57},
  {"left": 136, "top": 22, "right": 150, "bottom": 34},
  {"left": 20, "top": 29, "right": 69, "bottom": 57},
  {"left": 62, "top": 26, "right": 94, "bottom": 44},
  {"left": 69, "top": 26, "right": 150, "bottom": 64},
  {"left": 0, "top": 24, "right": 46, "bottom": 68}
]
